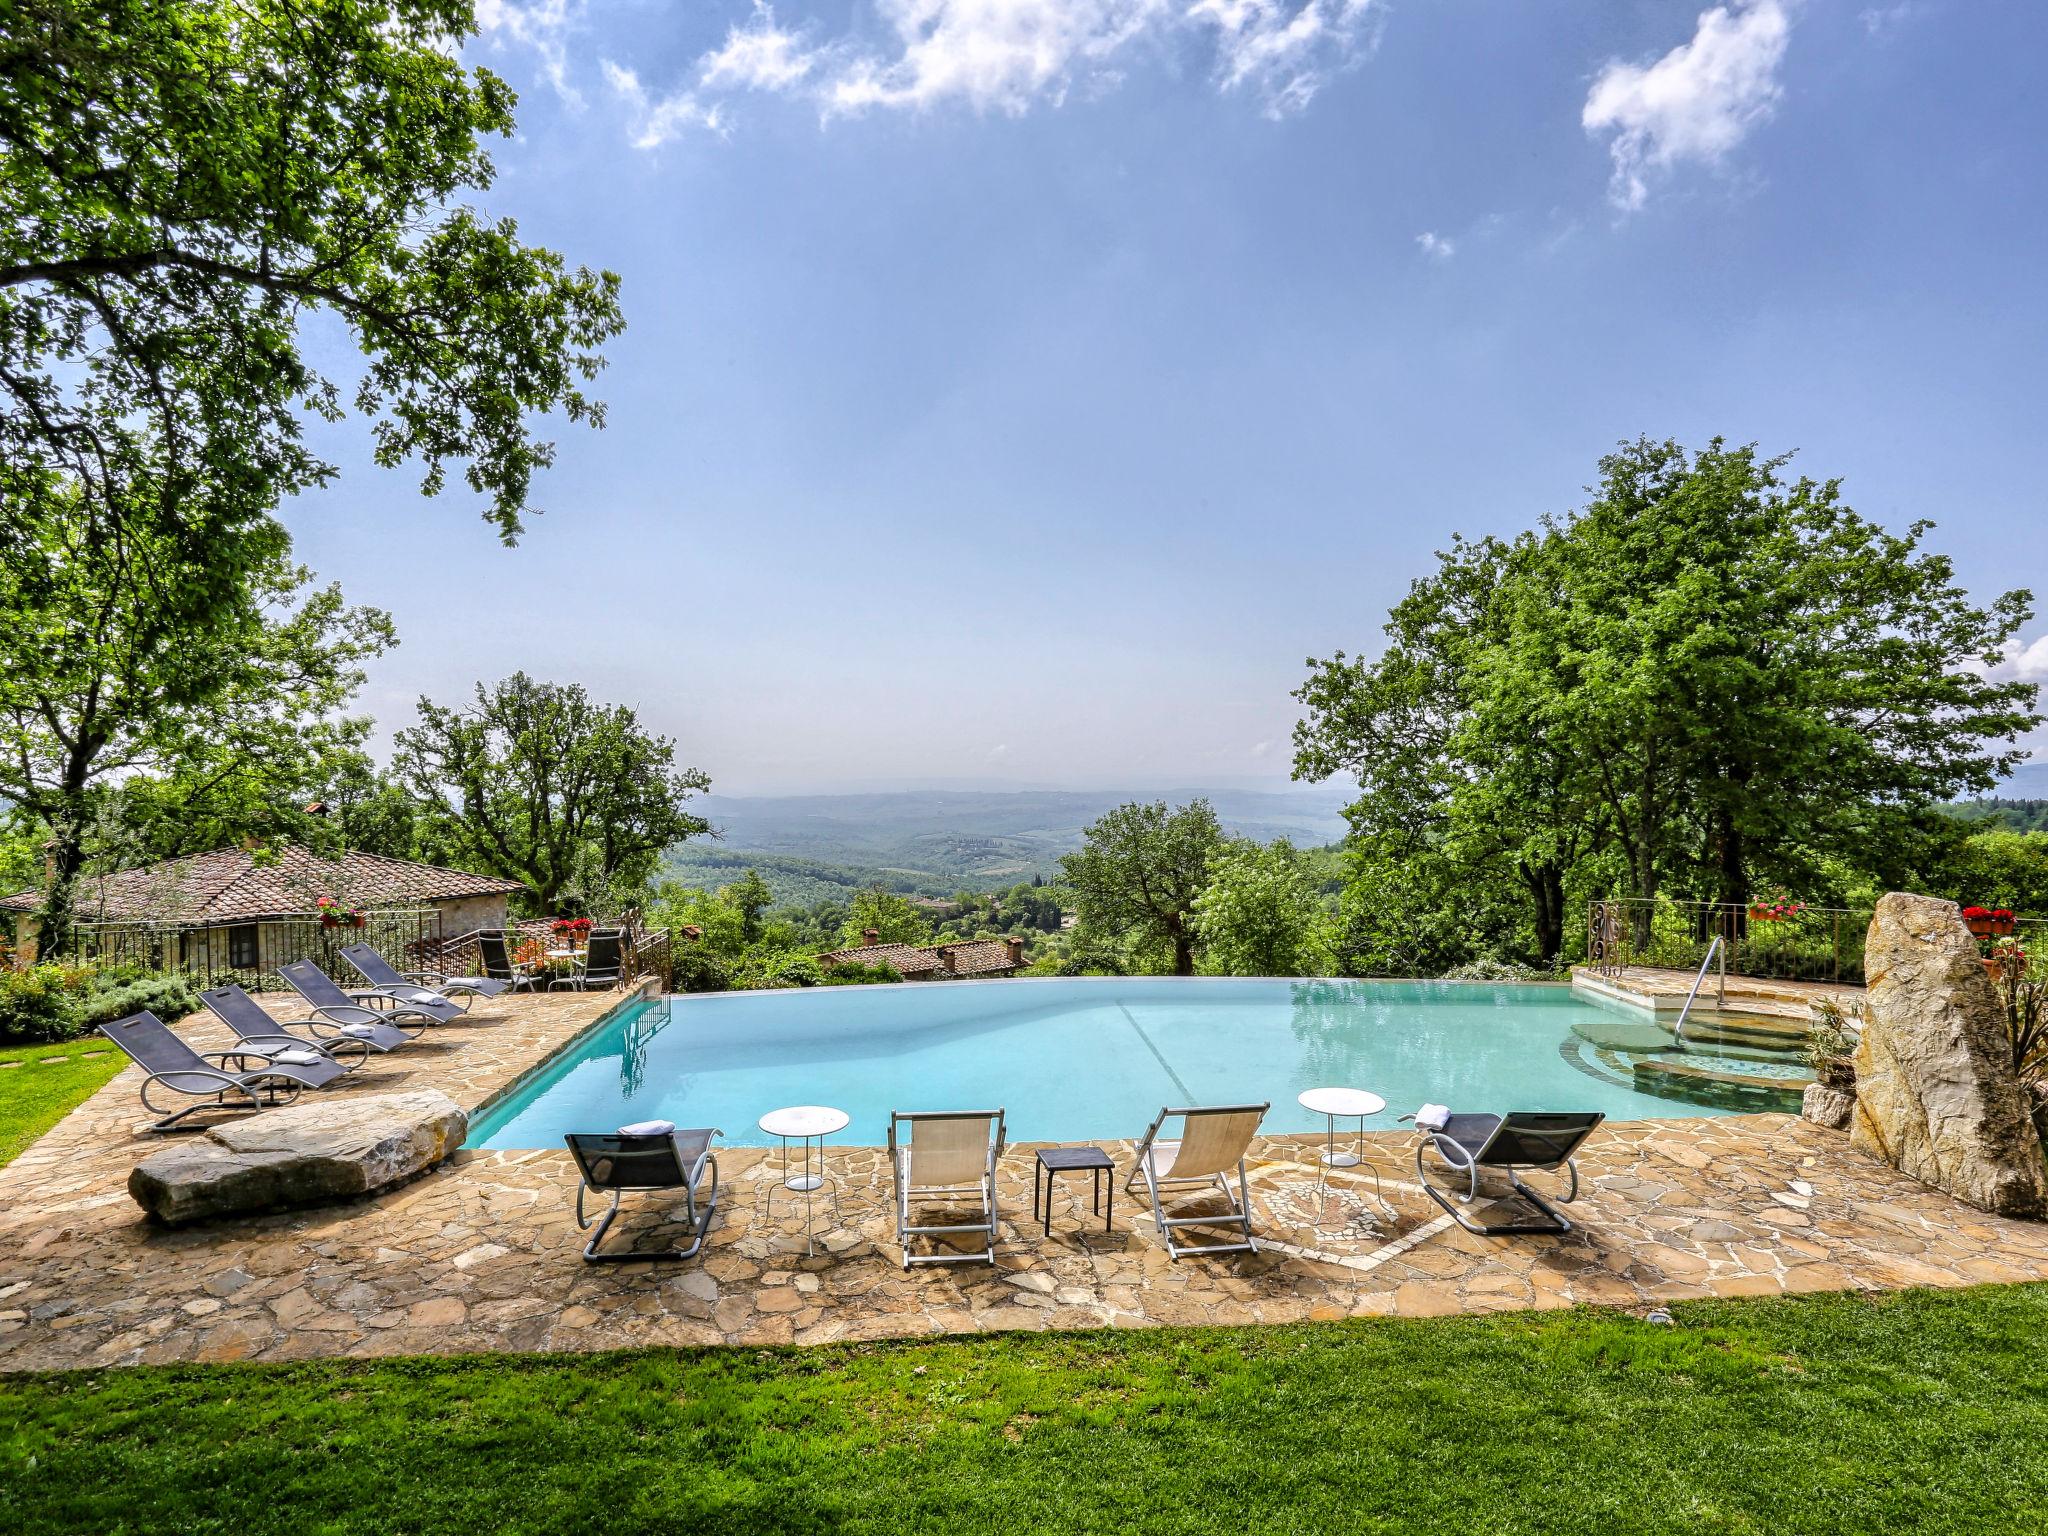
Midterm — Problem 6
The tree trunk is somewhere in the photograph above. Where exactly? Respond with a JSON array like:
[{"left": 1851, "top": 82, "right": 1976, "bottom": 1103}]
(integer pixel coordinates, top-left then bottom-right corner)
[
  {"left": 1521, "top": 861, "right": 1566, "bottom": 969},
  {"left": 35, "top": 809, "right": 88, "bottom": 959},
  {"left": 1167, "top": 916, "right": 1195, "bottom": 977},
  {"left": 1712, "top": 804, "right": 1747, "bottom": 910}
]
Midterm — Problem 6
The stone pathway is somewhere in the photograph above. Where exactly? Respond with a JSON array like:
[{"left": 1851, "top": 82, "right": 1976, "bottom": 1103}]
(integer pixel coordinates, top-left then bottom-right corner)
[{"left": 4, "top": 987, "right": 2048, "bottom": 1372}]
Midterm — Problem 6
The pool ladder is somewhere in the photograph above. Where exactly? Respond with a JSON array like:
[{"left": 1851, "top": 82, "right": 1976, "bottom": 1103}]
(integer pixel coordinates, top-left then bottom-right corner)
[{"left": 1672, "top": 936, "right": 1725, "bottom": 1046}]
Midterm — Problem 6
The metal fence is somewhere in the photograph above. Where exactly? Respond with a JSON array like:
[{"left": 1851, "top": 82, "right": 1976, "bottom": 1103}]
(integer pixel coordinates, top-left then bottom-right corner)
[
  {"left": 1588, "top": 898, "right": 2048, "bottom": 987},
  {"left": 63, "top": 909, "right": 446, "bottom": 991}
]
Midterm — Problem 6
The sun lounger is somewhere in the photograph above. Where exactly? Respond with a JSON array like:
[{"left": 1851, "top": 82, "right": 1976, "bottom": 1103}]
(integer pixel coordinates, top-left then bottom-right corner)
[
  {"left": 888, "top": 1109, "right": 1006, "bottom": 1268},
  {"left": 278, "top": 959, "right": 459, "bottom": 1028},
  {"left": 339, "top": 943, "right": 507, "bottom": 1009},
  {"left": 1408, "top": 1109, "right": 1605, "bottom": 1234},
  {"left": 564, "top": 1120, "right": 722, "bottom": 1262},
  {"left": 1125, "top": 1102, "right": 1269, "bottom": 1258},
  {"left": 201, "top": 982, "right": 398, "bottom": 1059},
  {"left": 99, "top": 1009, "right": 349, "bottom": 1131}
]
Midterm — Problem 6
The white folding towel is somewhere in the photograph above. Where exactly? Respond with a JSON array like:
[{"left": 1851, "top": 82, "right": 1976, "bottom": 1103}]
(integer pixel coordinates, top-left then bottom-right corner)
[
  {"left": 1415, "top": 1103, "right": 1451, "bottom": 1131},
  {"left": 619, "top": 1119, "right": 676, "bottom": 1137}
]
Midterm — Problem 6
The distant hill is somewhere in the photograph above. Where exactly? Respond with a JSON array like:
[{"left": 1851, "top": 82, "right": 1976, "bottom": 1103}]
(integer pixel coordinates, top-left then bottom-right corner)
[
  {"left": 1943, "top": 797, "right": 2048, "bottom": 833},
  {"left": 659, "top": 846, "right": 974, "bottom": 908},
  {"left": 670, "top": 786, "right": 1354, "bottom": 896}
]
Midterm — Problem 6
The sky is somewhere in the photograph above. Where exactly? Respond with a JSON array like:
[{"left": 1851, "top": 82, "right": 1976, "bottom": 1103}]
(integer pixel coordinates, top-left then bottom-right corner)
[{"left": 284, "top": 0, "right": 2048, "bottom": 795}]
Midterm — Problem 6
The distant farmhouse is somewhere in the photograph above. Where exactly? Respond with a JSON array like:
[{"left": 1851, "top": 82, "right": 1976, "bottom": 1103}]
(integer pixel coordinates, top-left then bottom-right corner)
[
  {"left": 819, "top": 932, "right": 1026, "bottom": 980},
  {"left": 2, "top": 844, "right": 522, "bottom": 973}
]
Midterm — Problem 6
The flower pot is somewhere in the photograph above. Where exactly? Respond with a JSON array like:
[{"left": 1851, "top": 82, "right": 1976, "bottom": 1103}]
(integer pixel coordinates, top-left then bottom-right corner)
[
  {"left": 1991, "top": 918, "right": 2017, "bottom": 937},
  {"left": 1966, "top": 916, "right": 1995, "bottom": 937}
]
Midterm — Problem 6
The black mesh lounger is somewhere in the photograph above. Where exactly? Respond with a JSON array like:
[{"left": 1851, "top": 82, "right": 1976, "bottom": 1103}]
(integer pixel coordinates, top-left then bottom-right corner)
[
  {"left": 202, "top": 982, "right": 390, "bottom": 1060},
  {"left": 278, "top": 959, "right": 457, "bottom": 1029},
  {"left": 564, "top": 1127, "right": 722, "bottom": 1262},
  {"left": 478, "top": 932, "right": 542, "bottom": 993},
  {"left": 551, "top": 930, "right": 624, "bottom": 992},
  {"left": 1411, "top": 1110, "right": 1605, "bottom": 1235},
  {"left": 339, "top": 943, "right": 508, "bottom": 1007},
  {"left": 99, "top": 1009, "right": 350, "bottom": 1132}
]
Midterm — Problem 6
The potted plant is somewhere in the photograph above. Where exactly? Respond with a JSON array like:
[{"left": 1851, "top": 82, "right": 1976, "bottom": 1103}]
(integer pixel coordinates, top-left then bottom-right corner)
[
  {"left": 1747, "top": 899, "right": 1803, "bottom": 922},
  {"left": 315, "top": 896, "right": 367, "bottom": 930},
  {"left": 1990, "top": 908, "right": 2018, "bottom": 937},
  {"left": 1963, "top": 906, "right": 1996, "bottom": 938}
]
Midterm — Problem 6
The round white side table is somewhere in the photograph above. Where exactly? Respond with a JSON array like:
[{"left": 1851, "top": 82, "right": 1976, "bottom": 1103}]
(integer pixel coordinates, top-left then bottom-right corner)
[
  {"left": 1298, "top": 1086, "right": 1389, "bottom": 1211},
  {"left": 758, "top": 1105, "right": 849, "bottom": 1255}
]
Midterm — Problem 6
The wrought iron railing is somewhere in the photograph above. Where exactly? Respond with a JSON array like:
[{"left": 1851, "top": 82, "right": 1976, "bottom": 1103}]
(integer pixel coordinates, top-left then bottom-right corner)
[
  {"left": 62, "top": 908, "right": 446, "bottom": 991},
  {"left": 1587, "top": 898, "right": 2048, "bottom": 987}
]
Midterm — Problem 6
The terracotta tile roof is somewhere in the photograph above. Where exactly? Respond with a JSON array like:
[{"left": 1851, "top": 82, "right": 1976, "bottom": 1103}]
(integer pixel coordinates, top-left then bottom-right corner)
[
  {"left": 0, "top": 844, "right": 523, "bottom": 923},
  {"left": 817, "top": 938, "right": 1022, "bottom": 977}
]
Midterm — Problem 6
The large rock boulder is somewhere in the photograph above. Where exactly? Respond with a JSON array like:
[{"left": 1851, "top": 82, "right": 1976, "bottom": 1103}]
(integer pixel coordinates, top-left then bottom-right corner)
[
  {"left": 129, "top": 1089, "right": 467, "bottom": 1225},
  {"left": 1850, "top": 893, "right": 2048, "bottom": 1217}
]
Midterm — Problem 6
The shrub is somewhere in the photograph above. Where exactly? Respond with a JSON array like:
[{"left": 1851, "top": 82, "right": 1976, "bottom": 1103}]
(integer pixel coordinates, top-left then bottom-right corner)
[
  {"left": 78, "top": 973, "right": 202, "bottom": 1028},
  {"left": 1440, "top": 957, "right": 1556, "bottom": 982},
  {"left": 729, "top": 948, "right": 823, "bottom": 990},
  {"left": 0, "top": 963, "right": 203, "bottom": 1044},
  {"left": 670, "top": 947, "right": 732, "bottom": 994},
  {"left": 818, "top": 961, "right": 902, "bottom": 987}
]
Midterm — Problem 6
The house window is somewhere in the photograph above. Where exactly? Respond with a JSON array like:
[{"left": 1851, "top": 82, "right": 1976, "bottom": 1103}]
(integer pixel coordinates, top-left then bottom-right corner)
[{"left": 227, "top": 924, "right": 259, "bottom": 970}]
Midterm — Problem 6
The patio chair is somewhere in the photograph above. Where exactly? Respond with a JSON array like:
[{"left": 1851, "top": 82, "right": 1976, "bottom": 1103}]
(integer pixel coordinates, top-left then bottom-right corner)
[
  {"left": 552, "top": 928, "right": 625, "bottom": 992},
  {"left": 888, "top": 1109, "right": 1006, "bottom": 1268},
  {"left": 478, "top": 931, "right": 543, "bottom": 993},
  {"left": 339, "top": 942, "right": 507, "bottom": 1009},
  {"left": 99, "top": 1009, "right": 349, "bottom": 1132},
  {"left": 278, "top": 958, "right": 459, "bottom": 1029},
  {"left": 1124, "top": 1102, "right": 1269, "bottom": 1259},
  {"left": 564, "top": 1121, "right": 722, "bottom": 1262},
  {"left": 201, "top": 982, "right": 401, "bottom": 1060},
  {"left": 1408, "top": 1110, "right": 1605, "bottom": 1235}
]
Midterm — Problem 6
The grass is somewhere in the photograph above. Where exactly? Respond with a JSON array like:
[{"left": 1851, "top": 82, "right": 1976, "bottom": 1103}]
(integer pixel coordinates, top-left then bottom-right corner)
[
  {"left": 6, "top": 1284, "right": 2048, "bottom": 1534},
  {"left": 0, "top": 1035, "right": 124, "bottom": 1167}
]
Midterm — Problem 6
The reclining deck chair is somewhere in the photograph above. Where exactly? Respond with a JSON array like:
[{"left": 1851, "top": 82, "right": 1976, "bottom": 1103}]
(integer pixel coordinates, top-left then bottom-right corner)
[
  {"left": 201, "top": 982, "right": 392, "bottom": 1061},
  {"left": 1126, "top": 1103, "right": 1270, "bottom": 1259},
  {"left": 340, "top": 943, "right": 507, "bottom": 1009},
  {"left": 278, "top": 959, "right": 457, "bottom": 1031},
  {"left": 888, "top": 1109, "right": 1006, "bottom": 1268},
  {"left": 1410, "top": 1110, "right": 1605, "bottom": 1235},
  {"left": 99, "top": 1009, "right": 349, "bottom": 1131},
  {"left": 564, "top": 1122, "right": 722, "bottom": 1262}
]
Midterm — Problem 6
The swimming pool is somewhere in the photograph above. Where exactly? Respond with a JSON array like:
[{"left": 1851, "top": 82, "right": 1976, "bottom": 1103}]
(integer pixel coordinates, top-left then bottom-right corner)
[{"left": 467, "top": 977, "right": 1805, "bottom": 1149}]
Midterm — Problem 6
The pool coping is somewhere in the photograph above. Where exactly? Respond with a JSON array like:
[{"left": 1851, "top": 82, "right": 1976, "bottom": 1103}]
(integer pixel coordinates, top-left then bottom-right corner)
[{"left": 461, "top": 976, "right": 662, "bottom": 1122}]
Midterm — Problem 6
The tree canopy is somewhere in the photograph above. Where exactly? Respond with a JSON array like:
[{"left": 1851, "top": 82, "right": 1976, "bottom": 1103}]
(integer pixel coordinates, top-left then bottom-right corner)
[
  {"left": 0, "top": 0, "right": 623, "bottom": 549},
  {"left": 1296, "top": 438, "right": 2040, "bottom": 967},
  {"left": 393, "top": 674, "right": 710, "bottom": 914},
  {"left": 1062, "top": 800, "right": 1225, "bottom": 975}
]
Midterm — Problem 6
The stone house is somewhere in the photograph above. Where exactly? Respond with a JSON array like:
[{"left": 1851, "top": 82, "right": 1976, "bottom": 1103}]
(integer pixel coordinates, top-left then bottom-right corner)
[{"left": 2, "top": 844, "right": 524, "bottom": 976}]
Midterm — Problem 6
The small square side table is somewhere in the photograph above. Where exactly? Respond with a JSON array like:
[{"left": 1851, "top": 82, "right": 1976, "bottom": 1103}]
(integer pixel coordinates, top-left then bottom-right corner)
[{"left": 1032, "top": 1146, "right": 1114, "bottom": 1237}]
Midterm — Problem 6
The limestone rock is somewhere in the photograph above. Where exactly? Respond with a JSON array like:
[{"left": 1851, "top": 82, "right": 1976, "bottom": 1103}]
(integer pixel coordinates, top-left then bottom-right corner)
[
  {"left": 1801, "top": 1083, "right": 1855, "bottom": 1132},
  {"left": 1850, "top": 893, "right": 2048, "bottom": 1218},
  {"left": 129, "top": 1090, "right": 467, "bottom": 1225}
]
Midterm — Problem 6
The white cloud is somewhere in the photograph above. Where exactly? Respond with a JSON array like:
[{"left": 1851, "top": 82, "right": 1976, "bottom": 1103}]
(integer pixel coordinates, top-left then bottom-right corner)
[
  {"left": 1859, "top": 2, "right": 1915, "bottom": 38},
  {"left": 1582, "top": 0, "right": 1793, "bottom": 210},
  {"left": 475, "top": 0, "right": 586, "bottom": 108},
  {"left": 700, "top": 4, "right": 822, "bottom": 91},
  {"left": 603, "top": 61, "right": 725, "bottom": 149},
  {"left": 1998, "top": 635, "right": 2048, "bottom": 685},
  {"left": 1415, "top": 230, "right": 1455, "bottom": 260},
  {"left": 1192, "top": 0, "right": 1380, "bottom": 119}
]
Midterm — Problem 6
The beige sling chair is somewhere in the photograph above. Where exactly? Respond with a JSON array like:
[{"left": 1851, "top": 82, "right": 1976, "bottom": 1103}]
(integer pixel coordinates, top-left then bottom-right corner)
[
  {"left": 1125, "top": 1103, "right": 1270, "bottom": 1259},
  {"left": 888, "top": 1109, "right": 1007, "bottom": 1268}
]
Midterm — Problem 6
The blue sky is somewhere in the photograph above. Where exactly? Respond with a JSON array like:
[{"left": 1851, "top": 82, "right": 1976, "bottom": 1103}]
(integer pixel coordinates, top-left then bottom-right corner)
[{"left": 286, "top": 0, "right": 2048, "bottom": 794}]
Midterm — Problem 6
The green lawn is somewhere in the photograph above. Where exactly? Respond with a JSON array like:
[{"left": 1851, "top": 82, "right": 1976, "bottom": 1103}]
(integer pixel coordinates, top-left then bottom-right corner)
[
  {"left": 0, "top": 1035, "right": 125, "bottom": 1167},
  {"left": 6, "top": 1285, "right": 2048, "bottom": 1534}
]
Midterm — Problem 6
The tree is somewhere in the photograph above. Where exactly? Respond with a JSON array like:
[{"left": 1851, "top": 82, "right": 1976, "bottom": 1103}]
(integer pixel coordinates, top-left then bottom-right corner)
[
  {"left": 0, "top": 491, "right": 392, "bottom": 948},
  {"left": 0, "top": 0, "right": 624, "bottom": 549},
  {"left": 393, "top": 675, "right": 710, "bottom": 914},
  {"left": 722, "top": 869, "right": 774, "bottom": 944},
  {"left": 1192, "top": 839, "right": 1332, "bottom": 977},
  {"left": 1062, "top": 800, "right": 1224, "bottom": 976},
  {"left": 838, "top": 886, "right": 932, "bottom": 948}
]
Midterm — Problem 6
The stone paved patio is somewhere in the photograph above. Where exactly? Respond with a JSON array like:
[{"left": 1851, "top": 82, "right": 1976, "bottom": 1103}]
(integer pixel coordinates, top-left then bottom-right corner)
[{"left": 5, "top": 985, "right": 2048, "bottom": 1372}]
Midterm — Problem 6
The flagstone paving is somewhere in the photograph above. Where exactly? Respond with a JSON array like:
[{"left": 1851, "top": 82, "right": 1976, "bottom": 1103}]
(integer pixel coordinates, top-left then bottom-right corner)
[{"left": 4, "top": 986, "right": 2048, "bottom": 1372}]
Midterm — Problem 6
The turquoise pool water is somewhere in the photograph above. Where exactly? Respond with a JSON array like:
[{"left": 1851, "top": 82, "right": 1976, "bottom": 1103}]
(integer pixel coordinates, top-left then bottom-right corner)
[{"left": 467, "top": 977, "right": 1769, "bottom": 1149}]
